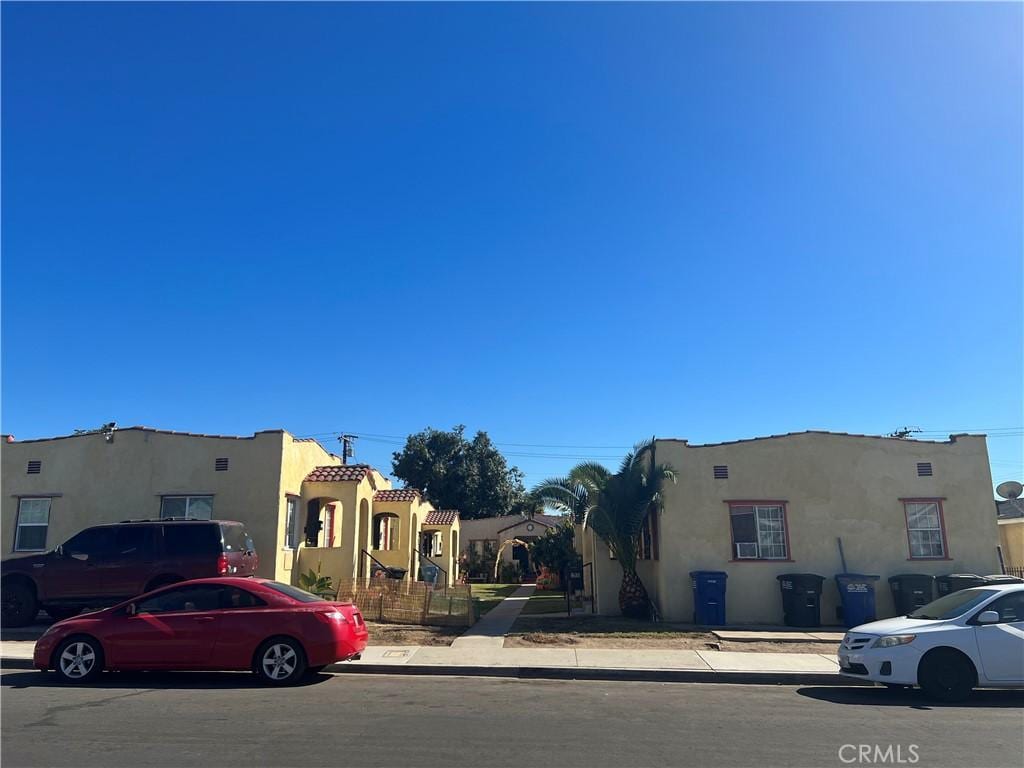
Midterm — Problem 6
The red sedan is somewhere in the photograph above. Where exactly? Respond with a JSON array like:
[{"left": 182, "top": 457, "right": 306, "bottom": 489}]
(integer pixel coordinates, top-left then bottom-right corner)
[{"left": 33, "top": 577, "right": 367, "bottom": 685}]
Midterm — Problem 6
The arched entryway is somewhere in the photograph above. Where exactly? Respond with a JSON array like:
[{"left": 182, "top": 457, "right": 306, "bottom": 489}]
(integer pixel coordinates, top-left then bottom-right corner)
[{"left": 305, "top": 497, "right": 342, "bottom": 548}]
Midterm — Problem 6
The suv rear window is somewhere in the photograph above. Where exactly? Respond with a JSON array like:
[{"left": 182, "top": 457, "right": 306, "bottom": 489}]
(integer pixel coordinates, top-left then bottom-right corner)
[
  {"left": 162, "top": 524, "right": 221, "bottom": 556},
  {"left": 220, "top": 524, "right": 255, "bottom": 553}
]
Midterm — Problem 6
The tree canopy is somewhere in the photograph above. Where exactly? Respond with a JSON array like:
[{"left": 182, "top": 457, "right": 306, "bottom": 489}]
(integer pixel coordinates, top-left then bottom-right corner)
[{"left": 391, "top": 425, "right": 526, "bottom": 519}]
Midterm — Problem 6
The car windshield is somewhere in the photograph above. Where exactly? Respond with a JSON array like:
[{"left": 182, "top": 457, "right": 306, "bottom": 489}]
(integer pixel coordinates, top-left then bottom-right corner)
[
  {"left": 907, "top": 589, "right": 998, "bottom": 620},
  {"left": 262, "top": 581, "right": 325, "bottom": 603}
]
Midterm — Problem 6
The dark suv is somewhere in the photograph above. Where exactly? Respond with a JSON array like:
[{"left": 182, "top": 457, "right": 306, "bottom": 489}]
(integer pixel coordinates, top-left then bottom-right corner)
[{"left": 1, "top": 519, "right": 258, "bottom": 626}]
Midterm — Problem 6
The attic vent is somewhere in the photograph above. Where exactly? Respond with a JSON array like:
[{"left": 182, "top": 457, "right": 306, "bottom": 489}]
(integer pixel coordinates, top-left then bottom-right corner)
[
  {"left": 215, "top": 458, "right": 229, "bottom": 472},
  {"left": 917, "top": 462, "right": 933, "bottom": 477},
  {"left": 26, "top": 460, "right": 41, "bottom": 475},
  {"left": 713, "top": 465, "right": 729, "bottom": 479}
]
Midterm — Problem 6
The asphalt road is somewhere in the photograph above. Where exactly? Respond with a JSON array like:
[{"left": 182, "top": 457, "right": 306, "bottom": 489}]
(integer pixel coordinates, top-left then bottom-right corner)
[{"left": 2, "top": 670, "right": 1022, "bottom": 768}]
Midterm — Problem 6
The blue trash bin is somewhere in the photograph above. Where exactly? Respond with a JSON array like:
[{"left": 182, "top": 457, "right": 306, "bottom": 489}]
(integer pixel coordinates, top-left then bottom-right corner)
[
  {"left": 835, "top": 573, "right": 880, "bottom": 628},
  {"left": 690, "top": 570, "right": 728, "bottom": 625}
]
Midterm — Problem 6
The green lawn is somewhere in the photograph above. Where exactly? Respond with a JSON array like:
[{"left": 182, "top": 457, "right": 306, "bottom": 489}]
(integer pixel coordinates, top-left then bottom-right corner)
[
  {"left": 521, "top": 589, "right": 570, "bottom": 615},
  {"left": 471, "top": 583, "right": 519, "bottom": 618}
]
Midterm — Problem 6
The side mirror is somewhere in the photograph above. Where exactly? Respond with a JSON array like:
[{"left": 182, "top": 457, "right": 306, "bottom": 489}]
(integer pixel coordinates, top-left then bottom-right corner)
[
  {"left": 977, "top": 610, "right": 1000, "bottom": 625},
  {"left": 126, "top": 603, "right": 137, "bottom": 617}
]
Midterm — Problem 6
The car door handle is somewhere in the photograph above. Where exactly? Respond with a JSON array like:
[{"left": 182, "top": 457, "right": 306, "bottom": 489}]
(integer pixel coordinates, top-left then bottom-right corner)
[{"left": 193, "top": 616, "right": 216, "bottom": 622}]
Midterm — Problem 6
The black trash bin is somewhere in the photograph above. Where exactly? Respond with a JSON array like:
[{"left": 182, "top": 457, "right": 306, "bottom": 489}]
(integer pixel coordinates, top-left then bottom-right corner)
[
  {"left": 777, "top": 573, "right": 825, "bottom": 627},
  {"left": 983, "top": 574, "right": 1024, "bottom": 585},
  {"left": 385, "top": 567, "right": 407, "bottom": 580},
  {"left": 935, "top": 573, "right": 986, "bottom": 597},
  {"left": 888, "top": 574, "right": 935, "bottom": 614}
]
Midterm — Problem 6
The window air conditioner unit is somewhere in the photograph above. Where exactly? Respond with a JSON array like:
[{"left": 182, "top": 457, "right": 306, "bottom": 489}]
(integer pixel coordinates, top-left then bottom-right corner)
[{"left": 736, "top": 543, "right": 758, "bottom": 559}]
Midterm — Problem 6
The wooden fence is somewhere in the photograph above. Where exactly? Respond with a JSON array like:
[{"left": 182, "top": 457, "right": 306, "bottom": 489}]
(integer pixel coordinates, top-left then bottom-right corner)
[{"left": 335, "top": 577, "right": 474, "bottom": 627}]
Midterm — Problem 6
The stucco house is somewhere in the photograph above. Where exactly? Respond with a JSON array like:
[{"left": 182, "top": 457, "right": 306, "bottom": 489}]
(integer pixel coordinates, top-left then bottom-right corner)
[
  {"left": 579, "top": 431, "right": 1002, "bottom": 625},
  {"left": 460, "top": 511, "right": 563, "bottom": 579},
  {"left": 1, "top": 426, "right": 460, "bottom": 588}
]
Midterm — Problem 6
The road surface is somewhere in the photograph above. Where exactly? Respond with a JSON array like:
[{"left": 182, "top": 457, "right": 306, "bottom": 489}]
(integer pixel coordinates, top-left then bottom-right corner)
[{"left": 2, "top": 670, "right": 1022, "bottom": 767}]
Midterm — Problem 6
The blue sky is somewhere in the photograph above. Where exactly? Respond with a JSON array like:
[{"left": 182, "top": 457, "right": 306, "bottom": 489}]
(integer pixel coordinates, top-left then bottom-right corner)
[{"left": 2, "top": 2, "right": 1021, "bottom": 489}]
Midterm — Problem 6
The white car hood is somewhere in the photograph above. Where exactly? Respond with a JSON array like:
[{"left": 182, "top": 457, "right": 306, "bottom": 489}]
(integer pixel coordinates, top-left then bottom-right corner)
[{"left": 849, "top": 616, "right": 947, "bottom": 635}]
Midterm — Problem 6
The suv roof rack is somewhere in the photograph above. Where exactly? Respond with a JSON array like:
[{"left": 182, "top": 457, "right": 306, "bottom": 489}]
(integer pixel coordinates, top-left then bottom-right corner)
[{"left": 118, "top": 517, "right": 211, "bottom": 523}]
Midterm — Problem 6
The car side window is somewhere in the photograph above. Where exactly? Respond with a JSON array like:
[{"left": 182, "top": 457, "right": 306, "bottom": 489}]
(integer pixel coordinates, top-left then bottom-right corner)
[
  {"left": 982, "top": 593, "right": 1024, "bottom": 624},
  {"left": 218, "top": 587, "right": 265, "bottom": 610},
  {"left": 63, "top": 528, "right": 115, "bottom": 559},
  {"left": 114, "top": 527, "right": 150, "bottom": 557},
  {"left": 136, "top": 585, "right": 223, "bottom": 614}
]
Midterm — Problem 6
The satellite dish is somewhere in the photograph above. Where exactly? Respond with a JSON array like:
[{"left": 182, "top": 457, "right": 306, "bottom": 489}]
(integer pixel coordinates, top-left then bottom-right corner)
[{"left": 996, "top": 481, "right": 1023, "bottom": 500}]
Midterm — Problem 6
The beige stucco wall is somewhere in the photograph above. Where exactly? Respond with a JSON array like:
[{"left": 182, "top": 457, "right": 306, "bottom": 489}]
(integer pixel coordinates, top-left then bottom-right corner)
[
  {"left": 1, "top": 428, "right": 290, "bottom": 580},
  {"left": 998, "top": 519, "right": 1024, "bottom": 568},
  {"left": 460, "top": 516, "right": 555, "bottom": 565},
  {"left": 589, "top": 433, "right": 1000, "bottom": 625}
]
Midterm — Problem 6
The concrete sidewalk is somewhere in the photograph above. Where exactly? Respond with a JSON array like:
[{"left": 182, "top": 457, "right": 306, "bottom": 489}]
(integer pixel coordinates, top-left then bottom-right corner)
[
  {"left": 1, "top": 638, "right": 859, "bottom": 686},
  {"left": 452, "top": 584, "right": 535, "bottom": 648}
]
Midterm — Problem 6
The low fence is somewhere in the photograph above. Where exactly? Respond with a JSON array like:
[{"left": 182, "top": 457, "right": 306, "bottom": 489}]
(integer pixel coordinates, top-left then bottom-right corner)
[{"left": 335, "top": 577, "right": 474, "bottom": 627}]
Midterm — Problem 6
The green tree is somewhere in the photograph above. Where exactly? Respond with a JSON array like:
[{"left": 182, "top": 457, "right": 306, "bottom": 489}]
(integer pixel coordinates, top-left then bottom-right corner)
[
  {"left": 392, "top": 425, "right": 526, "bottom": 519},
  {"left": 534, "top": 438, "right": 675, "bottom": 620},
  {"left": 528, "top": 521, "right": 576, "bottom": 576}
]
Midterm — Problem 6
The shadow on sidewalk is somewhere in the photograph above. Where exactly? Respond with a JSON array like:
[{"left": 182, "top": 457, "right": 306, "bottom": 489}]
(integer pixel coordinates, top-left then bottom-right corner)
[
  {"left": 796, "top": 685, "right": 1024, "bottom": 710},
  {"left": 0, "top": 669, "right": 334, "bottom": 690}
]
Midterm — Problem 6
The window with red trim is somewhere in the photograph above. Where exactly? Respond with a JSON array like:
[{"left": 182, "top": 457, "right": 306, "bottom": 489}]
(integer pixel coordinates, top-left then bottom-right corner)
[
  {"left": 729, "top": 503, "right": 788, "bottom": 560},
  {"left": 904, "top": 500, "right": 946, "bottom": 559},
  {"left": 637, "top": 511, "right": 659, "bottom": 561}
]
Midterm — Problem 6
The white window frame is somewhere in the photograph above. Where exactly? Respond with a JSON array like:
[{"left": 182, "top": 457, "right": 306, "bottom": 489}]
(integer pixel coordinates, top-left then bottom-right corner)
[
  {"left": 284, "top": 496, "right": 300, "bottom": 549},
  {"left": 15, "top": 497, "right": 51, "bottom": 552},
  {"left": 160, "top": 495, "right": 214, "bottom": 520},
  {"left": 730, "top": 504, "right": 788, "bottom": 560}
]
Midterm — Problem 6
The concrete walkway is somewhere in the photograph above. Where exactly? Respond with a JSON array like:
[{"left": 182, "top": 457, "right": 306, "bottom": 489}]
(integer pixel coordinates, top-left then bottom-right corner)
[{"left": 451, "top": 583, "right": 535, "bottom": 649}]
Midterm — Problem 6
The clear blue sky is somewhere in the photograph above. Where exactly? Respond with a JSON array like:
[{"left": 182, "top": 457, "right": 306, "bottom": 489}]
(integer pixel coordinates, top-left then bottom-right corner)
[{"left": 2, "top": 2, "right": 1021, "bottom": 489}]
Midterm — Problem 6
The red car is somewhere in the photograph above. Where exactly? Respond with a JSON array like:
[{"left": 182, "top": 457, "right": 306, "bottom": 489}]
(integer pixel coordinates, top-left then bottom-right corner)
[{"left": 32, "top": 577, "right": 367, "bottom": 685}]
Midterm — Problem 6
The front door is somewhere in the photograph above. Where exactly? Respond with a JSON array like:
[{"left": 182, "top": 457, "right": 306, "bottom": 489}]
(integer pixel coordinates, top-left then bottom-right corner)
[
  {"left": 105, "top": 584, "right": 223, "bottom": 667},
  {"left": 974, "top": 592, "right": 1024, "bottom": 682}
]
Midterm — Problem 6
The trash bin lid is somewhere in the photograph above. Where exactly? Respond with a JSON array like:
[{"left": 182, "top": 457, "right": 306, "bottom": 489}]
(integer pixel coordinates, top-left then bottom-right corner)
[
  {"left": 689, "top": 570, "right": 728, "bottom": 579},
  {"left": 777, "top": 573, "right": 825, "bottom": 581},
  {"left": 888, "top": 573, "right": 936, "bottom": 582},
  {"left": 835, "top": 573, "right": 880, "bottom": 582},
  {"left": 940, "top": 573, "right": 982, "bottom": 579}
]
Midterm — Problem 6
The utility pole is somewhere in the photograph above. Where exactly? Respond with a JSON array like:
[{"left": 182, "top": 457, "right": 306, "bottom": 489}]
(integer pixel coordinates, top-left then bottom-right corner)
[{"left": 339, "top": 434, "right": 358, "bottom": 464}]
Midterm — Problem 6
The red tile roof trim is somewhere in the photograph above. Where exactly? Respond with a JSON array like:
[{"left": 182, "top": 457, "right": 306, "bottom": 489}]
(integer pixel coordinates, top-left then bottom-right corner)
[
  {"left": 424, "top": 509, "right": 459, "bottom": 526},
  {"left": 373, "top": 488, "right": 421, "bottom": 502},
  {"left": 304, "top": 465, "right": 372, "bottom": 483}
]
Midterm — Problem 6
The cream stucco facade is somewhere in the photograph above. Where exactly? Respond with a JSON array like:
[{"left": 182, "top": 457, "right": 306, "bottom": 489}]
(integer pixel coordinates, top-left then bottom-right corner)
[
  {"left": 2, "top": 426, "right": 461, "bottom": 589},
  {"left": 998, "top": 519, "right": 1024, "bottom": 570},
  {"left": 582, "top": 431, "right": 1002, "bottom": 625}
]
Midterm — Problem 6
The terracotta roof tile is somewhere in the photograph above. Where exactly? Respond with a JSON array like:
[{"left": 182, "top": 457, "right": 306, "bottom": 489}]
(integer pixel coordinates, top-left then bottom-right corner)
[
  {"left": 304, "top": 465, "right": 372, "bottom": 483},
  {"left": 373, "top": 488, "right": 421, "bottom": 502},
  {"left": 424, "top": 509, "right": 459, "bottom": 526}
]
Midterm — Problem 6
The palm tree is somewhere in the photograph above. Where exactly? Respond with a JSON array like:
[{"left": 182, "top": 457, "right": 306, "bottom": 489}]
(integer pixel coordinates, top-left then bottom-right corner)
[{"left": 533, "top": 438, "right": 676, "bottom": 619}]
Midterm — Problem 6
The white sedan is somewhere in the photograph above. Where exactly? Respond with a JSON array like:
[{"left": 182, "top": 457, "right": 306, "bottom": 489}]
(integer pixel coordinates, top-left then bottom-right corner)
[{"left": 838, "top": 584, "right": 1024, "bottom": 701}]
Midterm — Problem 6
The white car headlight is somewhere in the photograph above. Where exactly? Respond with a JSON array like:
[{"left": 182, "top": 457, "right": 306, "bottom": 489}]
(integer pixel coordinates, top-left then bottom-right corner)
[{"left": 872, "top": 634, "right": 916, "bottom": 648}]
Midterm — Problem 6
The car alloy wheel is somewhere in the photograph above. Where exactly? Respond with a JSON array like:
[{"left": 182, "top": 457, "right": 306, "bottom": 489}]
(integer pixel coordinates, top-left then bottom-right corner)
[
  {"left": 55, "top": 638, "right": 102, "bottom": 683},
  {"left": 258, "top": 641, "right": 305, "bottom": 684}
]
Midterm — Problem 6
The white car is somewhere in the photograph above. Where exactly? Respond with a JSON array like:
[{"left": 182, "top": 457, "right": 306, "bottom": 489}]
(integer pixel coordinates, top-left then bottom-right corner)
[{"left": 839, "top": 584, "right": 1024, "bottom": 701}]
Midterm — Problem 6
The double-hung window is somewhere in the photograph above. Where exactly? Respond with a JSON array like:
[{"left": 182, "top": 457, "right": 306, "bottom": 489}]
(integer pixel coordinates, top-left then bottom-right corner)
[
  {"left": 160, "top": 495, "right": 213, "bottom": 520},
  {"left": 15, "top": 498, "right": 51, "bottom": 551},
  {"left": 903, "top": 500, "right": 947, "bottom": 559},
  {"left": 285, "top": 497, "right": 300, "bottom": 549},
  {"left": 729, "top": 503, "right": 788, "bottom": 560}
]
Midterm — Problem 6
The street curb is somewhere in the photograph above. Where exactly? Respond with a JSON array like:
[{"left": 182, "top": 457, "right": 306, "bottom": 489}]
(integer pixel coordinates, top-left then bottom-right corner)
[
  {"left": 327, "top": 663, "right": 869, "bottom": 686},
  {"left": 1, "top": 656, "right": 868, "bottom": 686}
]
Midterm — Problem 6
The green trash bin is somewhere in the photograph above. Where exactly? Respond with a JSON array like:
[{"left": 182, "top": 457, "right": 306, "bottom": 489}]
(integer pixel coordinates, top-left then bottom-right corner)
[{"left": 888, "top": 574, "right": 935, "bottom": 614}]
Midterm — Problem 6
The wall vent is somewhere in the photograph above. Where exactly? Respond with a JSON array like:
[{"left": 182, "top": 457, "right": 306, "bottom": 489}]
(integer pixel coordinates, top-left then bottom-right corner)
[
  {"left": 916, "top": 462, "right": 933, "bottom": 477},
  {"left": 215, "top": 457, "right": 230, "bottom": 472},
  {"left": 26, "top": 460, "right": 41, "bottom": 475},
  {"left": 713, "top": 465, "right": 729, "bottom": 479}
]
